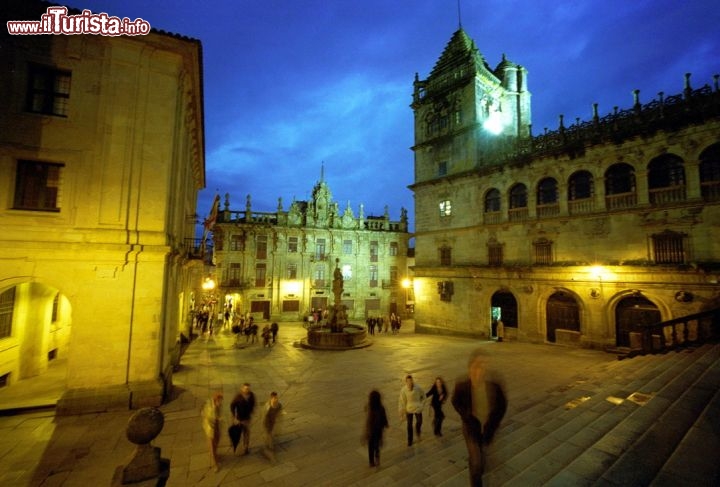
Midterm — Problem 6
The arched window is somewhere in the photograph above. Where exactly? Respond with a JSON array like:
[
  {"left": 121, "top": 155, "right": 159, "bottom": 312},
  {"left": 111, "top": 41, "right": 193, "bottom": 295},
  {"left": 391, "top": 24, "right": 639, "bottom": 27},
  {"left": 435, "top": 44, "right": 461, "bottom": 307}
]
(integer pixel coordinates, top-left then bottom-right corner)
[
  {"left": 537, "top": 178, "right": 558, "bottom": 205},
  {"left": 509, "top": 183, "right": 527, "bottom": 209},
  {"left": 537, "top": 178, "right": 559, "bottom": 218},
  {"left": 568, "top": 170, "right": 593, "bottom": 200},
  {"left": 605, "top": 163, "right": 636, "bottom": 210},
  {"left": 484, "top": 188, "right": 501, "bottom": 212},
  {"left": 508, "top": 183, "right": 528, "bottom": 222},
  {"left": 648, "top": 154, "right": 686, "bottom": 205},
  {"left": 700, "top": 143, "right": 720, "bottom": 201},
  {"left": 568, "top": 170, "right": 594, "bottom": 214}
]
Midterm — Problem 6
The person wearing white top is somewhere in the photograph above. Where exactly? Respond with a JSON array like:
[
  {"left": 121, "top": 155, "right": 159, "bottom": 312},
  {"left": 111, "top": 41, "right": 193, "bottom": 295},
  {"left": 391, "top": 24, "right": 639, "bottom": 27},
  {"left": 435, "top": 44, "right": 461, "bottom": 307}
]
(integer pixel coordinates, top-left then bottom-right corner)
[{"left": 398, "top": 374, "right": 425, "bottom": 446}]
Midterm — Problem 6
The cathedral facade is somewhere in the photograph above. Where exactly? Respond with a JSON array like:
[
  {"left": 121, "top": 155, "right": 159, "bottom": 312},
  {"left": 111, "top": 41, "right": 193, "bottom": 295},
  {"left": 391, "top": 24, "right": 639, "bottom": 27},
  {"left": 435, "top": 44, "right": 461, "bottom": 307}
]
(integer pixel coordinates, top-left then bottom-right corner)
[
  {"left": 211, "top": 175, "right": 410, "bottom": 322},
  {"left": 410, "top": 28, "right": 720, "bottom": 349}
]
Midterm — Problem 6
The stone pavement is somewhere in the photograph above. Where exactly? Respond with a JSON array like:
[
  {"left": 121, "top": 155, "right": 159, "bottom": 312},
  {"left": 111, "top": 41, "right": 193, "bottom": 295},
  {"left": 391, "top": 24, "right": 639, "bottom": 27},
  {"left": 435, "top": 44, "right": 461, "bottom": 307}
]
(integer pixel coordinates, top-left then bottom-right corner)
[{"left": 0, "top": 321, "right": 691, "bottom": 486}]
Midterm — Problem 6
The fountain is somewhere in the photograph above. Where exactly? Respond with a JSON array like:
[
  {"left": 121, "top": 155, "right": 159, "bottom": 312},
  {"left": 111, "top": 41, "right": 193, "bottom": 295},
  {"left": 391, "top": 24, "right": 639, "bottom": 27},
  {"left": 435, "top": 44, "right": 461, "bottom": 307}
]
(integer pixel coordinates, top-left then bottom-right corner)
[{"left": 302, "top": 259, "right": 370, "bottom": 349}]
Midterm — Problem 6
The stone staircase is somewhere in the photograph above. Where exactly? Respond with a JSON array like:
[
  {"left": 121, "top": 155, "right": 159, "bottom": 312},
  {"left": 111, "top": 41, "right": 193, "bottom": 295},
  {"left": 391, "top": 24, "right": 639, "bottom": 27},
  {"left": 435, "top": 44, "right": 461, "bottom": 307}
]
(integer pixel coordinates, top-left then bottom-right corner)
[{"left": 479, "top": 342, "right": 720, "bottom": 486}]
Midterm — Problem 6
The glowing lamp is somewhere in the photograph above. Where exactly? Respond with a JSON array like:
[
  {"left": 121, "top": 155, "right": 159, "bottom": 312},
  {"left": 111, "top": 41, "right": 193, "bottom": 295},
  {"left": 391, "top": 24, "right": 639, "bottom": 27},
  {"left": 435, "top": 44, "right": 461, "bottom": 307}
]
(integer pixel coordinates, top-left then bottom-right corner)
[
  {"left": 483, "top": 110, "right": 504, "bottom": 135},
  {"left": 285, "top": 280, "right": 301, "bottom": 294}
]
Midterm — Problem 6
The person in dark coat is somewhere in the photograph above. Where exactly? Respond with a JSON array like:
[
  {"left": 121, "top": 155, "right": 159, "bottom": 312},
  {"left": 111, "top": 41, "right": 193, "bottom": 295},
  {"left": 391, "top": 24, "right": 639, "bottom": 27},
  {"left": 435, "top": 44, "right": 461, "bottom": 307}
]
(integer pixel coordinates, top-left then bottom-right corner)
[
  {"left": 426, "top": 376, "right": 448, "bottom": 436},
  {"left": 452, "top": 348, "right": 507, "bottom": 487},
  {"left": 364, "top": 390, "right": 389, "bottom": 467},
  {"left": 230, "top": 383, "right": 256, "bottom": 455},
  {"left": 270, "top": 322, "right": 279, "bottom": 343}
]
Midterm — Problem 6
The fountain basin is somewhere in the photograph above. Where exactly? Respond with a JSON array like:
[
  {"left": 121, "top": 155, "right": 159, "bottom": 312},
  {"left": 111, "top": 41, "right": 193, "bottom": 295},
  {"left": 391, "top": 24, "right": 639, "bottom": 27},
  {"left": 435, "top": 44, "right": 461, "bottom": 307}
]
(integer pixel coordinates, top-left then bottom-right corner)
[{"left": 301, "top": 324, "right": 371, "bottom": 350}]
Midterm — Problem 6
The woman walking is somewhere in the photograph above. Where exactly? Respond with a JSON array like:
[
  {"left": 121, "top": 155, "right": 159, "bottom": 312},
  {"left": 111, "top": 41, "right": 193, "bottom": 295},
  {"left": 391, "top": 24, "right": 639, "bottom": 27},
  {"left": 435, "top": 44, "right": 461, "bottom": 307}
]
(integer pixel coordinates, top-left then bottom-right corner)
[
  {"left": 426, "top": 376, "right": 448, "bottom": 436},
  {"left": 364, "top": 390, "right": 389, "bottom": 467},
  {"left": 201, "top": 392, "right": 224, "bottom": 472}
]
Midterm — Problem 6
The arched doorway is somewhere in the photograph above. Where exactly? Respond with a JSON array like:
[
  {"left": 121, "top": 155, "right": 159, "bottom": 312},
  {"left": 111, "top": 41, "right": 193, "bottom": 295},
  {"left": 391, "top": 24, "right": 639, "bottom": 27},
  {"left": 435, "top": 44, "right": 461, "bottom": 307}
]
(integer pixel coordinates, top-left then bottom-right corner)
[
  {"left": 615, "top": 295, "right": 661, "bottom": 347},
  {"left": 0, "top": 282, "right": 71, "bottom": 399},
  {"left": 546, "top": 291, "right": 580, "bottom": 342},
  {"left": 490, "top": 291, "right": 517, "bottom": 337}
]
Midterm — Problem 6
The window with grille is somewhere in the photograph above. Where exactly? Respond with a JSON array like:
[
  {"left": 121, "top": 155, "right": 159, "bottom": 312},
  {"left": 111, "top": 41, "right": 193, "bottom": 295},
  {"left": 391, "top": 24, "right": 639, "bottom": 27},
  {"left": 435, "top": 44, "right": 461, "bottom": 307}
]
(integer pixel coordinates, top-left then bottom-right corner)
[
  {"left": 288, "top": 236, "right": 298, "bottom": 253},
  {"left": 256, "top": 236, "right": 267, "bottom": 259},
  {"left": 0, "top": 287, "right": 16, "bottom": 339},
  {"left": 343, "top": 239, "right": 352, "bottom": 255},
  {"left": 13, "top": 160, "right": 63, "bottom": 212},
  {"left": 533, "top": 238, "right": 553, "bottom": 265},
  {"left": 370, "top": 241, "right": 378, "bottom": 262},
  {"left": 488, "top": 242, "right": 503, "bottom": 266},
  {"left": 255, "top": 263, "right": 266, "bottom": 287},
  {"left": 439, "top": 246, "right": 452, "bottom": 266},
  {"left": 26, "top": 64, "right": 71, "bottom": 117},
  {"left": 652, "top": 231, "right": 686, "bottom": 264},
  {"left": 230, "top": 234, "right": 244, "bottom": 251}
]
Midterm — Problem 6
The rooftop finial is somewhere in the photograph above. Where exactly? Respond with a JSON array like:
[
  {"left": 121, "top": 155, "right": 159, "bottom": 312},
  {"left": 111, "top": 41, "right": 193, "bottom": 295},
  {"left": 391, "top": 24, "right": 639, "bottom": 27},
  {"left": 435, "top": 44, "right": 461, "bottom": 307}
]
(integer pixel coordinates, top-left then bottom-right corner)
[
  {"left": 457, "top": 0, "right": 463, "bottom": 29},
  {"left": 320, "top": 161, "right": 325, "bottom": 182}
]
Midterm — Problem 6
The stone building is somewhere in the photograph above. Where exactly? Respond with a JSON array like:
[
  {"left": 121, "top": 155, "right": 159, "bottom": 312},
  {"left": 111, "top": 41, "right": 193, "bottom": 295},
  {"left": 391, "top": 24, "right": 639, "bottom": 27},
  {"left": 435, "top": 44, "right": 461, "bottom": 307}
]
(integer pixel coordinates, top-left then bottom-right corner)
[
  {"left": 211, "top": 174, "right": 410, "bottom": 322},
  {"left": 410, "top": 28, "right": 720, "bottom": 349},
  {"left": 0, "top": 1, "right": 205, "bottom": 412}
]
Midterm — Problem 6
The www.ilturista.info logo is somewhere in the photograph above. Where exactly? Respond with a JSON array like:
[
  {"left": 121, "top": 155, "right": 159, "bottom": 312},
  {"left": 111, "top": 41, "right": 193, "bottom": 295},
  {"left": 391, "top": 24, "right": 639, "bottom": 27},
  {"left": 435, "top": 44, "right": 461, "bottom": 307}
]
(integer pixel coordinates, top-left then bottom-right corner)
[{"left": 7, "top": 6, "right": 151, "bottom": 36}]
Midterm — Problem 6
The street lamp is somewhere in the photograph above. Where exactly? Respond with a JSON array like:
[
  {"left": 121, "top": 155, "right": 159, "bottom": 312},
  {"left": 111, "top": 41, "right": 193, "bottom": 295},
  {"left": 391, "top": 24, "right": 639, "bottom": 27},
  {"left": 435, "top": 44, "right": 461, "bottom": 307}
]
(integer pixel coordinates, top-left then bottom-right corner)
[
  {"left": 202, "top": 277, "right": 216, "bottom": 292},
  {"left": 402, "top": 278, "right": 414, "bottom": 318}
]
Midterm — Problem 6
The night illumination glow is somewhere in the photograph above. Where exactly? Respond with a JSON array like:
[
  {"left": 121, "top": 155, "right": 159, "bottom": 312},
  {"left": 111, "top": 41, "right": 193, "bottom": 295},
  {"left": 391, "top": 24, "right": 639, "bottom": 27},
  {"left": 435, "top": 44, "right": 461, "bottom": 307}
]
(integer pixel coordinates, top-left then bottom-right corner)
[
  {"left": 285, "top": 280, "right": 301, "bottom": 294},
  {"left": 483, "top": 110, "right": 504, "bottom": 135}
]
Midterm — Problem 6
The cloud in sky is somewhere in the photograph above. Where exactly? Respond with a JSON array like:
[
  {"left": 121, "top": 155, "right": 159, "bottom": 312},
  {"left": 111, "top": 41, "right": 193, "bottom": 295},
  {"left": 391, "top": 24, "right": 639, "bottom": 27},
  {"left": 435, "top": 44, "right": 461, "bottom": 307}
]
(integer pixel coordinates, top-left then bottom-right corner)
[{"left": 66, "top": 0, "right": 719, "bottom": 232}]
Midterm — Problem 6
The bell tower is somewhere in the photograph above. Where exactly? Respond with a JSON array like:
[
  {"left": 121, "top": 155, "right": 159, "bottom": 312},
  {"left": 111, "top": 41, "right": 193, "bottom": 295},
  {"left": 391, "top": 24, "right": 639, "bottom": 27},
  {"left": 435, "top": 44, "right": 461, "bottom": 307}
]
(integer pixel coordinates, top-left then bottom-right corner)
[{"left": 411, "top": 28, "right": 531, "bottom": 184}]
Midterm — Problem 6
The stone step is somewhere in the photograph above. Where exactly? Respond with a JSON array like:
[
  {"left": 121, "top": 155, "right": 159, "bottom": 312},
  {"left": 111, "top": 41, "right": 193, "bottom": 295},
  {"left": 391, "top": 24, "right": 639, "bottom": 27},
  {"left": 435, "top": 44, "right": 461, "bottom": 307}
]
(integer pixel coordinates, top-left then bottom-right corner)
[
  {"left": 485, "top": 343, "right": 720, "bottom": 486},
  {"left": 549, "top": 344, "right": 719, "bottom": 486},
  {"left": 649, "top": 373, "right": 720, "bottom": 486}
]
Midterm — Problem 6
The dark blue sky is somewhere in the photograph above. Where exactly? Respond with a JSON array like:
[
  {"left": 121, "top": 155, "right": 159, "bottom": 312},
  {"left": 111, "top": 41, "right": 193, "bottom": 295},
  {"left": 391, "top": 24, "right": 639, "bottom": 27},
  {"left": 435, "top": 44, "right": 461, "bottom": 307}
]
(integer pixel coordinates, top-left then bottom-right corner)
[{"left": 66, "top": 1, "right": 719, "bottom": 231}]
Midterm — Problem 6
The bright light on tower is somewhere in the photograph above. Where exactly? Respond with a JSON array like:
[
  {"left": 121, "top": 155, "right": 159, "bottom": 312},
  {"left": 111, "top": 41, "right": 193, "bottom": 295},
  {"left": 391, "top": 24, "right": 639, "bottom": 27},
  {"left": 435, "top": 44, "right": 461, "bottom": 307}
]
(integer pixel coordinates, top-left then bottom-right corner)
[{"left": 483, "top": 110, "right": 504, "bottom": 135}]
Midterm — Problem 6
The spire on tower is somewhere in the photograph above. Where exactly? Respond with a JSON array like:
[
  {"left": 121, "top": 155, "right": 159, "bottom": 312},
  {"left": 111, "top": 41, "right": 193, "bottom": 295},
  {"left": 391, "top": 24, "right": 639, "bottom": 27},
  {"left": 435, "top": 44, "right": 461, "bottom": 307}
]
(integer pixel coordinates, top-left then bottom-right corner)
[{"left": 457, "top": 0, "right": 463, "bottom": 29}]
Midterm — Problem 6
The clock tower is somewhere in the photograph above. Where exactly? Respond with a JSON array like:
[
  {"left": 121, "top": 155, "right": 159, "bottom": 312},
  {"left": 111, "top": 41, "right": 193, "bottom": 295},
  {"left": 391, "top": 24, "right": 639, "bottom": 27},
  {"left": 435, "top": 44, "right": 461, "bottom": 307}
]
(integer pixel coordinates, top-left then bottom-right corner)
[{"left": 410, "top": 28, "right": 531, "bottom": 185}]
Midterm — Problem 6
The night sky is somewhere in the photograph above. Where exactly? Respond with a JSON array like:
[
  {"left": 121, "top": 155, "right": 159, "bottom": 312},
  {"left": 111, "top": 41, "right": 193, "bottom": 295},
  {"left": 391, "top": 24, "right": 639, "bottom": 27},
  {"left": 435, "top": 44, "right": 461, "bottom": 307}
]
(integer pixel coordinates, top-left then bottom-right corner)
[{"left": 63, "top": 0, "right": 719, "bottom": 232}]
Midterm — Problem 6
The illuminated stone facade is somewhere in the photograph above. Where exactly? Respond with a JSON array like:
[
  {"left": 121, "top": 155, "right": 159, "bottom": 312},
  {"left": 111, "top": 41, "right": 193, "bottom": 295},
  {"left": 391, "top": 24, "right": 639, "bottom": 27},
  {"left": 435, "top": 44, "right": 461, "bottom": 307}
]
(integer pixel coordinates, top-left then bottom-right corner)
[
  {"left": 0, "top": 2, "right": 205, "bottom": 412},
  {"left": 211, "top": 176, "right": 410, "bottom": 322},
  {"left": 410, "top": 28, "right": 720, "bottom": 348}
]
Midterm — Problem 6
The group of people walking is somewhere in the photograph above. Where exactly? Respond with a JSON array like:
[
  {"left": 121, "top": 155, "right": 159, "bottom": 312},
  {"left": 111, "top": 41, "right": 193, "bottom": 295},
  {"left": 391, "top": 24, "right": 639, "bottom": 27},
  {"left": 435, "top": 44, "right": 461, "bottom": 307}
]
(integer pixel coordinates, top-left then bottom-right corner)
[
  {"left": 199, "top": 340, "right": 505, "bottom": 486},
  {"left": 229, "top": 318, "right": 280, "bottom": 347},
  {"left": 365, "top": 350, "right": 507, "bottom": 486},
  {"left": 365, "top": 312, "right": 402, "bottom": 335},
  {"left": 200, "top": 383, "right": 284, "bottom": 472}
]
